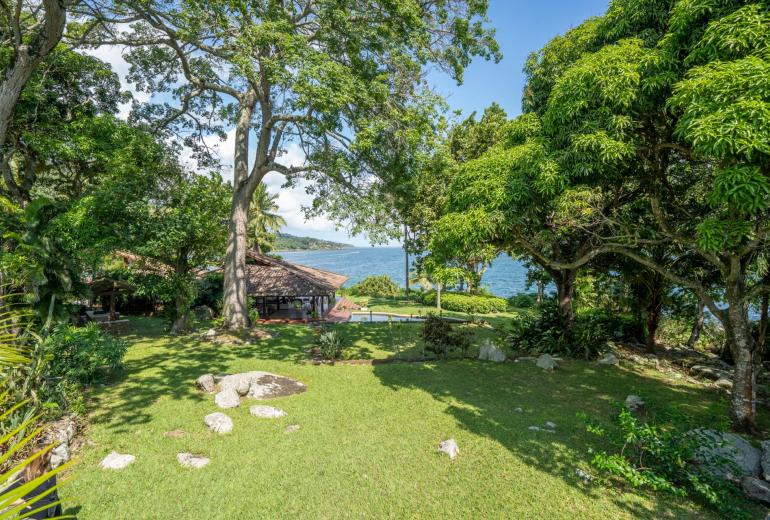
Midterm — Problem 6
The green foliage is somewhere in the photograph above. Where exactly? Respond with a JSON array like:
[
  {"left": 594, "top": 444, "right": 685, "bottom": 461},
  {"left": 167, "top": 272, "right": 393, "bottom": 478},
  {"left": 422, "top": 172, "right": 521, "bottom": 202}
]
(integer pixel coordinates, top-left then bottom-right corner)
[
  {"left": 314, "top": 328, "right": 348, "bottom": 360},
  {"left": 420, "top": 314, "right": 473, "bottom": 359},
  {"left": 507, "top": 292, "right": 539, "bottom": 309},
  {"left": 273, "top": 233, "right": 352, "bottom": 251},
  {"left": 509, "top": 303, "right": 634, "bottom": 359},
  {"left": 193, "top": 272, "right": 224, "bottom": 315},
  {"left": 585, "top": 406, "right": 750, "bottom": 519},
  {"left": 39, "top": 324, "right": 126, "bottom": 385},
  {"left": 349, "top": 275, "right": 401, "bottom": 298},
  {"left": 421, "top": 291, "right": 508, "bottom": 314}
]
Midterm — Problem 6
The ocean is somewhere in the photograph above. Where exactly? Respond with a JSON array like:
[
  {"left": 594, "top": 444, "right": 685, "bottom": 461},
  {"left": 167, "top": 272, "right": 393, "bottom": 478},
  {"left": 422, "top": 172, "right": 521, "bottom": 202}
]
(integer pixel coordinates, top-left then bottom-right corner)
[{"left": 279, "top": 247, "right": 530, "bottom": 297}]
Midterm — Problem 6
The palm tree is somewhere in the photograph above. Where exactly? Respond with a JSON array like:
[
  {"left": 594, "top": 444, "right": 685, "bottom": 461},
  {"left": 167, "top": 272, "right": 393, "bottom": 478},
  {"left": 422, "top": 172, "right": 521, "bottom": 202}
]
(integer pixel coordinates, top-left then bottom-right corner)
[{"left": 247, "top": 183, "right": 286, "bottom": 253}]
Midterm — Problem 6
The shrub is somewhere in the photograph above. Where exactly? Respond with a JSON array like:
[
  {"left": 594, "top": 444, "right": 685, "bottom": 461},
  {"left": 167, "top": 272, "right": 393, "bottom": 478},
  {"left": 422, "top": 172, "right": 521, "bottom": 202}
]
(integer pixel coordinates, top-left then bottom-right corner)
[
  {"left": 193, "top": 272, "right": 224, "bottom": 314},
  {"left": 348, "top": 275, "right": 401, "bottom": 298},
  {"left": 40, "top": 323, "right": 127, "bottom": 384},
  {"left": 422, "top": 291, "right": 508, "bottom": 314},
  {"left": 314, "top": 329, "right": 348, "bottom": 360},
  {"left": 584, "top": 406, "right": 749, "bottom": 519},
  {"left": 509, "top": 302, "right": 631, "bottom": 359},
  {"left": 420, "top": 314, "right": 475, "bottom": 358},
  {"left": 507, "top": 292, "right": 539, "bottom": 308}
]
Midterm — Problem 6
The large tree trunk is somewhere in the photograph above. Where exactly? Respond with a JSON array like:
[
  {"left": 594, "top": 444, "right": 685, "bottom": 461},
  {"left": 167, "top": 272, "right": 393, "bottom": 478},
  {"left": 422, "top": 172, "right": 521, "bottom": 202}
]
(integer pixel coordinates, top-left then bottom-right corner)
[
  {"left": 724, "top": 285, "right": 759, "bottom": 434},
  {"left": 555, "top": 269, "right": 576, "bottom": 325},
  {"left": 686, "top": 298, "right": 705, "bottom": 349},
  {"left": 0, "top": 0, "right": 66, "bottom": 152},
  {"left": 170, "top": 291, "right": 191, "bottom": 334},
  {"left": 644, "top": 275, "right": 663, "bottom": 354},
  {"left": 222, "top": 99, "right": 256, "bottom": 330}
]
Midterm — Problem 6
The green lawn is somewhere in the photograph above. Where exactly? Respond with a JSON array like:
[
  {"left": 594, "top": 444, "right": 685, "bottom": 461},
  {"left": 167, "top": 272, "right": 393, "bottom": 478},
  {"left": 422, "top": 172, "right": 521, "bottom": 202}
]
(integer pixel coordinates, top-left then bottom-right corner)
[{"left": 61, "top": 317, "right": 748, "bottom": 519}]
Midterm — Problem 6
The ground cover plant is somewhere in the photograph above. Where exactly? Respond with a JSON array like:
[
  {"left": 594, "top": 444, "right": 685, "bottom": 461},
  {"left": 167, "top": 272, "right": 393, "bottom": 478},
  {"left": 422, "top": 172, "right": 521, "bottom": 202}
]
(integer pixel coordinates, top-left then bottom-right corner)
[{"left": 57, "top": 317, "right": 763, "bottom": 519}]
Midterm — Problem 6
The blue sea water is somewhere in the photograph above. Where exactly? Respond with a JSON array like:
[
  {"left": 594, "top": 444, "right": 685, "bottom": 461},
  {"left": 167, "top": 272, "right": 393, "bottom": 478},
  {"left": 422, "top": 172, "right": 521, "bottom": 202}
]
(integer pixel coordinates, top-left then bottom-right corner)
[{"left": 279, "top": 247, "right": 530, "bottom": 297}]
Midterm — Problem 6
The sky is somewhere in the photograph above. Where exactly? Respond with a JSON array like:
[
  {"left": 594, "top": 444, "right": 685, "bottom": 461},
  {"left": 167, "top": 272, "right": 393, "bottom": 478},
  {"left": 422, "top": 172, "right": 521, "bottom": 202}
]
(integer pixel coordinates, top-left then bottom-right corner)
[{"left": 88, "top": 0, "right": 609, "bottom": 247}]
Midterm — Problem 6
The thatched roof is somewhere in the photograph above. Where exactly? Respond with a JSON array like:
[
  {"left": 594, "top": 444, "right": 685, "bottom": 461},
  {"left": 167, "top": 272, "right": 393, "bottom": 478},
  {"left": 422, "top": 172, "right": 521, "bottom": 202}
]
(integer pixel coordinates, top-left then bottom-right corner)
[{"left": 245, "top": 250, "right": 347, "bottom": 297}]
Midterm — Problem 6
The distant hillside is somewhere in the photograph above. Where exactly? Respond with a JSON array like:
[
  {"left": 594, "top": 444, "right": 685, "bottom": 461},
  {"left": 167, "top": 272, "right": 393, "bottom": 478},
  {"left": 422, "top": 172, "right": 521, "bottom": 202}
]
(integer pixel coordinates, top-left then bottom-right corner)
[{"left": 274, "top": 233, "right": 353, "bottom": 251}]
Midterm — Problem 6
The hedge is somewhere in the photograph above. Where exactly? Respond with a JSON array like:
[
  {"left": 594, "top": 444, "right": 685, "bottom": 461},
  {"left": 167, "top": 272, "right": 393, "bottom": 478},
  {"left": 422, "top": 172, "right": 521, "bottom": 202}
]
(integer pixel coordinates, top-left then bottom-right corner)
[{"left": 422, "top": 291, "right": 509, "bottom": 314}]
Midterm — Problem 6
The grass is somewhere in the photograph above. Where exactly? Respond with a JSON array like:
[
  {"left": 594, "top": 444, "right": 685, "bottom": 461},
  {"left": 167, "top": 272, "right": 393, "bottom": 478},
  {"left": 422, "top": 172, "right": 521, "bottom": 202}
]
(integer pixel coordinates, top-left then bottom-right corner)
[{"left": 59, "top": 316, "right": 751, "bottom": 519}]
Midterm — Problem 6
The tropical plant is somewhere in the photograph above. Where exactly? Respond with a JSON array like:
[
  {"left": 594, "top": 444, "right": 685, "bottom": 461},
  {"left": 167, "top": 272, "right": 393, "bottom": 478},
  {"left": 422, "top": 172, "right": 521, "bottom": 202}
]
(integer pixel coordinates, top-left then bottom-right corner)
[
  {"left": 247, "top": 184, "right": 286, "bottom": 254},
  {"left": 314, "top": 329, "right": 347, "bottom": 360},
  {"left": 349, "top": 276, "right": 401, "bottom": 299}
]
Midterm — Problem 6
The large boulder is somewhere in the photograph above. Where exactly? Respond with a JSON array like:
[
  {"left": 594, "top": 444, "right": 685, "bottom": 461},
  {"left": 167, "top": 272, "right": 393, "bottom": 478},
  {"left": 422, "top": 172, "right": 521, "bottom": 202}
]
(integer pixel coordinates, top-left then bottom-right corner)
[
  {"left": 536, "top": 354, "right": 556, "bottom": 371},
  {"left": 690, "top": 428, "right": 761, "bottom": 481},
  {"left": 100, "top": 451, "right": 135, "bottom": 470},
  {"left": 742, "top": 476, "right": 770, "bottom": 504},
  {"left": 478, "top": 340, "right": 507, "bottom": 362},
  {"left": 214, "top": 389, "right": 240, "bottom": 409},
  {"left": 196, "top": 374, "right": 216, "bottom": 393},
  {"left": 204, "top": 412, "right": 233, "bottom": 434}
]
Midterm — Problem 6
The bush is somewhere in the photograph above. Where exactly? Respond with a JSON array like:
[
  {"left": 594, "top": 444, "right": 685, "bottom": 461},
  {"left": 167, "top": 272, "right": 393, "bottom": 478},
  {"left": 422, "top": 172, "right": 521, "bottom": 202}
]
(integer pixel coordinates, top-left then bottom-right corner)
[
  {"left": 507, "top": 292, "right": 539, "bottom": 308},
  {"left": 40, "top": 323, "right": 127, "bottom": 384},
  {"left": 348, "top": 275, "right": 401, "bottom": 298},
  {"left": 420, "top": 314, "right": 474, "bottom": 358},
  {"left": 584, "top": 406, "right": 749, "bottom": 519},
  {"left": 422, "top": 291, "right": 508, "bottom": 314},
  {"left": 314, "top": 329, "right": 348, "bottom": 360},
  {"left": 193, "top": 272, "right": 224, "bottom": 315}
]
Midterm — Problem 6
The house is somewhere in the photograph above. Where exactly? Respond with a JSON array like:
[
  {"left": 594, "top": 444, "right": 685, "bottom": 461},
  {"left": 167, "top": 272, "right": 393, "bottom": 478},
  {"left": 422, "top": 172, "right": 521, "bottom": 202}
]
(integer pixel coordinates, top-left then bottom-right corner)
[{"left": 244, "top": 250, "right": 348, "bottom": 320}]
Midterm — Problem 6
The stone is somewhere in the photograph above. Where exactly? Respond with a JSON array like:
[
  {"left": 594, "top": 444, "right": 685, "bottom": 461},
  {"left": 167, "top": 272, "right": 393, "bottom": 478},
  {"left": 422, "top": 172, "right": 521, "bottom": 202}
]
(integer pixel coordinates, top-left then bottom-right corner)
[
  {"left": 742, "top": 476, "right": 770, "bottom": 504},
  {"left": 761, "top": 440, "right": 770, "bottom": 480},
  {"left": 575, "top": 468, "right": 593, "bottom": 483},
  {"left": 438, "top": 438, "right": 459, "bottom": 459},
  {"left": 598, "top": 353, "right": 619, "bottom": 366},
  {"left": 100, "top": 451, "right": 135, "bottom": 470},
  {"left": 204, "top": 412, "right": 233, "bottom": 434},
  {"left": 690, "top": 428, "right": 761, "bottom": 481},
  {"left": 528, "top": 426, "right": 541, "bottom": 432},
  {"left": 196, "top": 374, "right": 216, "bottom": 393},
  {"left": 536, "top": 354, "right": 556, "bottom": 371},
  {"left": 478, "top": 340, "right": 507, "bottom": 362},
  {"left": 690, "top": 364, "right": 731, "bottom": 381},
  {"left": 202, "top": 328, "right": 217, "bottom": 339},
  {"left": 544, "top": 421, "right": 557, "bottom": 429},
  {"left": 164, "top": 429, "right": 186, "bottom": 438},
  {"left": 194, "top": 305, "right": 214, "bottom": 320},
  {"left": 50, "top": 444, "right": 70, "bottom": 469},
  {"left": 514, "top": 407, "right": 523, "bottom": 413},
  {"left": 714, "top": 377, "right": 733, "bottom": 391},
  {"left": 284, "top": 424, "right": 300, "bottom": 434},
  {"left": 177, "top": 452, "right": 210, "bottom": 469},
  {"left": 250, "top": 405, "right": 287, "bottom": 419},
  {"left": 624, "top": 395, "right": 645, "bottom": 415},
  {"left": 214, "top": 389, "right": 240, "bottom": 409},
  {"left": 217, "top": 371, "right": 306, "bottom": 400}
]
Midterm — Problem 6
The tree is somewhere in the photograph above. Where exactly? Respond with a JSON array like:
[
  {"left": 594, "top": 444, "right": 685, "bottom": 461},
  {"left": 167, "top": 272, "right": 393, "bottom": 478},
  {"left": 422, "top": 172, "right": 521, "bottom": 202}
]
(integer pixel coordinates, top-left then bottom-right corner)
[
  {"left": 87, "top": 0, "right": 499, "bottom": 329},
  {"left": 247, "top": 183, "right": 285, "bottom": 254}
]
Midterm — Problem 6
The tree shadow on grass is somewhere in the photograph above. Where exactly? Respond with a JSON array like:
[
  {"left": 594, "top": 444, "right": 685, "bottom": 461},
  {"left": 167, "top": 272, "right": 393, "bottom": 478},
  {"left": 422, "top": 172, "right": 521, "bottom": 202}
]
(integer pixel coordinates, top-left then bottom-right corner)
[
  {"left": 372, "top": 359, "right": 739, "bottom": 519},
  {"left": 88, "top": 318, "right": 317, "bottom": 433}
]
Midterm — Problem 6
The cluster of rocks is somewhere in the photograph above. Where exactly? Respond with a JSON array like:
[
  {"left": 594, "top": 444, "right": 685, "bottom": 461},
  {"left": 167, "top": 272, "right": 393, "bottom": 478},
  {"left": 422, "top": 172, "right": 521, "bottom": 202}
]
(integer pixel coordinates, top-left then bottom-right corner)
[
  {"left": 197, "top": 371, "right": 306, "bottom": 410},
  {"left": 688, "top": 362, "right": 734, "bottom": 392},
  {"left": 528, "top": 421, "right": 557, "bottom": 433},
  {"left": 43, "top": 414, "right": 78, "bottom": 469}
]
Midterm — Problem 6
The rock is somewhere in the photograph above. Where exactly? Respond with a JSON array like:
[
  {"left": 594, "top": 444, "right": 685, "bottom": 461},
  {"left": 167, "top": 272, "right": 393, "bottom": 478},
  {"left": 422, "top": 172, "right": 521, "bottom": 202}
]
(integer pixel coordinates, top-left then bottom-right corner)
[
  {"left": 528, "top": 426, "right": 541, "bottom": 432},
  {"left": 690, "top": 428, "right": 761, "bottom": 481},
  {"left": 714, "top": 377, "right": 733, "bottom": 391},
  {"left": 742, "top": 476, "right": 770, "bottom": 504},
  {"left": 177, "top": 452, "right": 210, "bottom": 469},
  {"left": 536, "top": 354, "right": 556, "bottom": 371},
  {"left": 217, "top": 371, "right": 306, "bottom": 400},
  {"left": 438, "top": 438, "right": 459, "bottom": 459},
  {"left": 194, "top": 306, "right": 214, "bottom": 320},
  {"left": 690, "top": 364, "right": 731, "bottom": 381},
  {"left": 761, "top": 440, "right": 770, "bottom": 480},
  {"left": 514, "top": 407, "right": 523, "bottom": 413},
  {"left": 196, "top": 374, "right": 216, "bottom": 393},
  {"left": 478, "top": 340, "right": 507, "bottom": 362},
  {"left": 202, "top": 328, "right": 217, "bottom": 339},
  {"left": 48, "top": 415, "right": 77, "bottom": 445},
  {"left": 214, "top": 389, "right": 240, "bottom": 409},
  {"left": 50, "top": 444, "right": 70, "bottom": 469},
  {"left": 575, "top": 468, "right": 593, "bottom": 483},
  {"left": 204, "top": 412, "right": 233, "bottom": 434},
  {"left": 598, "top": 353, "right": 619, "bottom": 366},
  {"left": 624, "top": 395, "right": 645, "bottom": 415},
  {"left": 163, "top": 429, "right": 186, "bottom": 438},
  {"left": 249, "top": 405, "right": 287, "bottom": 419},
  {"left": 284, "top": 424, "right": 300, "bottom": 434},
  {"left": 545, "top": 421, "right": 557, "bottom": 429},
  {"left": 100, "top": 451, "right": 135, "bottom": 470}
]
